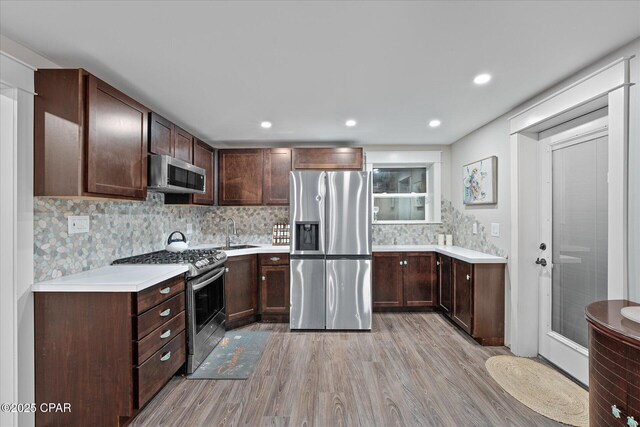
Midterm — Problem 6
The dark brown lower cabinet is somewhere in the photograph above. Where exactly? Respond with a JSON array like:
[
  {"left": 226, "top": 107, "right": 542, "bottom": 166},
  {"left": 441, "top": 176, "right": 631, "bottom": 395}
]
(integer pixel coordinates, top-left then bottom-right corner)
[
  {"left": 259, "top": 253, "right": 290, "bottom": 321},
  {"left": 437, "top": 254, "right": 452, "bottom": 313},
  {"left": 225, "top": 254, "right": 259, "bottom": 328},
  {"left": 372, "top": 252, "right": 436, "bottom": 310},
  {"left": 442, "top": 259, "right": 505, "bottom": 345},
  {"left": 34, "top": 274, "right": 187, "bottom": 427}
]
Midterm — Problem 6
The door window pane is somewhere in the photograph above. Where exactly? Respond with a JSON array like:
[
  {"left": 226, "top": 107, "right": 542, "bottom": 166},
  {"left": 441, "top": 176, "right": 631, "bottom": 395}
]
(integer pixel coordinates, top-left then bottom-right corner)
[{"left": 551, "top": 136, "right": 608, "bottom": 348}]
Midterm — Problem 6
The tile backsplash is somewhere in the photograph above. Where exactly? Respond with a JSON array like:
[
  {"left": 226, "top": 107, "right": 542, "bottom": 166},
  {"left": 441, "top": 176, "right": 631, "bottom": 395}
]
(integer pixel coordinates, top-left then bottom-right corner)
[{"left": 34, "top": 195, "right": 504, "bottom": 282}]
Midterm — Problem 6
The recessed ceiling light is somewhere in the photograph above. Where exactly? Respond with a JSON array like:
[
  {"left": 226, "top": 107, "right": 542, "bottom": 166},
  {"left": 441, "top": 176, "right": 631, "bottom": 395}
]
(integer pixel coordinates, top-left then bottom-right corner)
[
  {"left": 429, "top": 119, "right": 441, "bottom": 128},
  {"left": 345, "top": 119, "right": 357, "bottom": 127},
  {"left": 260, "top": 121, "right": 272, "bottom": 129},
  {"left": 473, "top": 73, "right": 492, "bottom": 85}
]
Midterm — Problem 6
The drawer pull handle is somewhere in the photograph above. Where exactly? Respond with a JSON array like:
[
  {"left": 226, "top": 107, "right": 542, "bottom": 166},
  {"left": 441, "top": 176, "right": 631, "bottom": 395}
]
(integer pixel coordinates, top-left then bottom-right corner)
[
  {"left": 612, "top": 405, "right": 621, "bottom": 419},
  {"left": 628, "top": 416, "right": 638, "bottom": 427},
  {"left": 160, "top": 308, "right": 171, "bottom": 317},
  {"left": 160, "top": 351, "right": 171, "bottom": 362},
  {"left": 159, "top": 287, "right": 171, "bottom": 295},
  {"left": 270, "top": 257, "right": 280, "bottom": 262},
  {"left": 160, "top": 329, "right": 171, "bottom": 339}
]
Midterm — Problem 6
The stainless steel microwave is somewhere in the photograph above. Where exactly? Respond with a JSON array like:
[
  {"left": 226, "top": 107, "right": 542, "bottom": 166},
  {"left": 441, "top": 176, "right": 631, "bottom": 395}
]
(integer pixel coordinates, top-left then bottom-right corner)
[{"left": 147, "top": 154, "right": 206, "bottom": 194}]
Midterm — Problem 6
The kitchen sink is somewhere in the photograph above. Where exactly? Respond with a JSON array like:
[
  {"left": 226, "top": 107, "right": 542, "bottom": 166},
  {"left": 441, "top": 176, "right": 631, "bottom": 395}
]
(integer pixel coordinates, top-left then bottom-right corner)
[{"left": 214, "top": 244, "right": 260, "bottom": 250}]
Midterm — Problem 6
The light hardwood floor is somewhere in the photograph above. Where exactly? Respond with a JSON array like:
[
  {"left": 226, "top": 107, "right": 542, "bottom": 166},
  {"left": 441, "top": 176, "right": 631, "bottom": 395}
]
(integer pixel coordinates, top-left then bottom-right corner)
[{"left": 131, "top": 313, "right": 560, "bottom": 427}]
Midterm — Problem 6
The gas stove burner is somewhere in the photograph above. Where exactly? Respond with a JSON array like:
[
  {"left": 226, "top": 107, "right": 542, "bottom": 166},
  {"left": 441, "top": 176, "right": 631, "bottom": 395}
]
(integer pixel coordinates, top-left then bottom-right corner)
[{"left": 112, "top": 248, "right": 227, "bottom": 277}]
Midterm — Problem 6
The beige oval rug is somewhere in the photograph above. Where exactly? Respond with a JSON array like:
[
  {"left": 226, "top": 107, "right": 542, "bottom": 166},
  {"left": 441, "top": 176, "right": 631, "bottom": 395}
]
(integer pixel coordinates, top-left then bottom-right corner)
[{"left": 485, "top": 355, "right": 589, "bottom": 427}]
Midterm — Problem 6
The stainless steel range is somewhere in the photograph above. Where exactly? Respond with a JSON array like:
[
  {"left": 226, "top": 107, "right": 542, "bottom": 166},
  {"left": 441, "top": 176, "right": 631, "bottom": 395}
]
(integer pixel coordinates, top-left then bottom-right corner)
[{"left": 113, "top": 248, "right": 227, "bottom": 373}]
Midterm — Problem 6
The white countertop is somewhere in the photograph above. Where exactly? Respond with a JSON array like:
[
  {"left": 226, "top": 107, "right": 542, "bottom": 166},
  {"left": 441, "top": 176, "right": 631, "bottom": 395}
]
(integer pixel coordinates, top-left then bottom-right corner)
[
  {"left": 196, "top": 243, "right": 506, "bottom": 264},
  {"left": 32, "top": 264, "right": 189, "bottom": 293},
  {"left": 32, "top": 243, "right": 504, "bottom": 293},
  {"left": 372, "top": 245, "right": 507, "bottom": 264}
]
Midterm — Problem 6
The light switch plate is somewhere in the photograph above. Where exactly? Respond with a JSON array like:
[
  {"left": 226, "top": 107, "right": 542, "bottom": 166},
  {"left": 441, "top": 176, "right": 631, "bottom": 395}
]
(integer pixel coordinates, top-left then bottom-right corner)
[
  {"left": 491, "top": 223, "right": 500, "bottom": 237},
  {"left": 68, "top": 216, "right": 89, "bottom": 234},
  {"left": 186, "top": 223, "right": 193, "bottom": 235},
  {"left": 472, "top": 222, "right": 478, "bottom": 235}
]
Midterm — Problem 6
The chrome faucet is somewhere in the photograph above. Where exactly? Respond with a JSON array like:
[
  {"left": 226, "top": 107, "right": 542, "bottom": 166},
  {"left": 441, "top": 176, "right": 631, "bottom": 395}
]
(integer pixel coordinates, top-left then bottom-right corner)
[{"left": 225, "top": 218, "right": 239, "bottom": 248}]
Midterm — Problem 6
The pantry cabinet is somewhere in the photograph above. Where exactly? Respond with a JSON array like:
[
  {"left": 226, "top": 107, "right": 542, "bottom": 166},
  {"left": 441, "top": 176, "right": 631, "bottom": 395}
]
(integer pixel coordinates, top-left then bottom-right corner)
[{"left": 35, "top": 69, "right": 149, "bottom": 200}]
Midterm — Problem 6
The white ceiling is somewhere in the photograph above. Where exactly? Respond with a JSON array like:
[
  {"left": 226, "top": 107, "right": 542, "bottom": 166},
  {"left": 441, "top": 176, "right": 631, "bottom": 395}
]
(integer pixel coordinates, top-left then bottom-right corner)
[{"left": 1, "top": 1, "right": 639, "bottom": 146}]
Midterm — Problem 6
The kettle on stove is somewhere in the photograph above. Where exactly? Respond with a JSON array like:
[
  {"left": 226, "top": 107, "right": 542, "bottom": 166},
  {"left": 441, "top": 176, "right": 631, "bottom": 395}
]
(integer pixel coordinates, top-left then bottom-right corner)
[{"left": 165, "top": 231, "right": 189, "bottom": 252}]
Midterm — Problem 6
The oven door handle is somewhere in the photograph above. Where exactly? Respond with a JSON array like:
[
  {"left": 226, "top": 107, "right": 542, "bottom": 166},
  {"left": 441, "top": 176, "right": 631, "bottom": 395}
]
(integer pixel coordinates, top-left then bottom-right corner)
[{"left": 191, "top": 267, "right": 225, "bottom": 292}]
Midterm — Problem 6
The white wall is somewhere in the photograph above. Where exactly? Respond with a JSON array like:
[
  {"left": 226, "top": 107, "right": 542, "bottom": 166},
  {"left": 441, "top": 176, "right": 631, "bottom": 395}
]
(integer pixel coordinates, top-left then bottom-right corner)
[{"left": 450, "top": 36, "right": 640, "bottom": 340}]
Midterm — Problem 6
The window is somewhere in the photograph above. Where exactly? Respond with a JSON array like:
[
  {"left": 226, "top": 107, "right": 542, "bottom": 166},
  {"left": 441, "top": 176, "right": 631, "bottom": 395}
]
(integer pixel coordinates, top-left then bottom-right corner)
[{"left": 366, "top": 151, "right": 442, "bottom": 224}]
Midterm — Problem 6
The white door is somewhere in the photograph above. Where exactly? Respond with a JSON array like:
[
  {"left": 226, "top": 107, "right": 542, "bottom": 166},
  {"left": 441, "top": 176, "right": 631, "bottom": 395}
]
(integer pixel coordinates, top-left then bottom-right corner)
[{"left": 538, "top": 115, "right": 610, "bottom": 385}]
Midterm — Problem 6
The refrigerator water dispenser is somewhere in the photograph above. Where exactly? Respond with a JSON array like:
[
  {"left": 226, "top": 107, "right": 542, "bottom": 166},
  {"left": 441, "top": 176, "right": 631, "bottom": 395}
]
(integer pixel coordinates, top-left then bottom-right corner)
[{"left": 295, "top": 222, "right": 320, "bottom": 251}]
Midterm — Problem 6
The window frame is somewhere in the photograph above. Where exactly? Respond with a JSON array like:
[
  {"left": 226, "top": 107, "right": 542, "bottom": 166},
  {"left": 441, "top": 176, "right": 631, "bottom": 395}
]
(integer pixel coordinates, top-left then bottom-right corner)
[{"left": 365, "top": 151, "right": 442, "bottom": 224}]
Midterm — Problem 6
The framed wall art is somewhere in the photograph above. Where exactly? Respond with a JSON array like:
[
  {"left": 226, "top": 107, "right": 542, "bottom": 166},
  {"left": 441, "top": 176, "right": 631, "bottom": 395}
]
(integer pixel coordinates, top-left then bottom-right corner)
[{"left": 463, "top": 156, "right": 497, "bottom": 205}]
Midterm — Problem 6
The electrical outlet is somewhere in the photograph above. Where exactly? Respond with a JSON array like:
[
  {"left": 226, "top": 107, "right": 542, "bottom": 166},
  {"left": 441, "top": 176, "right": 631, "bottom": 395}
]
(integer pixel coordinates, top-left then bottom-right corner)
[
  {"left": 186, "top": 223, "right": 193, "bottom": 235},
  {"left": 491, "top": 223, "right": 500, "bottom": 237},
  {"left": 472, "top": 222, "right": 478, "bottom": 235},
  {"left": 68, "top": 216, "right": 90, "bottom": 234}
]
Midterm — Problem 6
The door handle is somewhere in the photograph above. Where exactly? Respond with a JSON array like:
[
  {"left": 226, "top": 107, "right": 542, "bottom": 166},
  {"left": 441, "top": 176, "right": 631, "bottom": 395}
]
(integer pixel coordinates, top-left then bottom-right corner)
[{"left": 535, "top": 258, "right": 547, "bottom": 267}]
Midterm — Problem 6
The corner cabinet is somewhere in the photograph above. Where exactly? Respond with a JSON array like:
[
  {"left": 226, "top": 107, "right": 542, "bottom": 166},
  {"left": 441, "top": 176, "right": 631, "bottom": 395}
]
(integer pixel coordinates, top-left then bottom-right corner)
[
  {"left": 35, "top": 69, "right": 149, "bottom": 200},
  {"left": 224, "top": 255, "right": 259, "bottom": 328},
  {"left": 372, "top": 252, "right": 436, "bottom": 310},
  {"left": 34, "top": 275, "right": 187, "bottom": 427},
  {"left": 443, "top": 259, "right": 505, "bottom": 345}
]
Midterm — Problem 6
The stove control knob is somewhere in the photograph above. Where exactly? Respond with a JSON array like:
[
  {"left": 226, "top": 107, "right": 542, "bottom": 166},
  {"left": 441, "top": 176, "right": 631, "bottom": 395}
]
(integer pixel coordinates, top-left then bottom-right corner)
[{"left": 195, "top": 261, "right": 202, "bottom": 267}]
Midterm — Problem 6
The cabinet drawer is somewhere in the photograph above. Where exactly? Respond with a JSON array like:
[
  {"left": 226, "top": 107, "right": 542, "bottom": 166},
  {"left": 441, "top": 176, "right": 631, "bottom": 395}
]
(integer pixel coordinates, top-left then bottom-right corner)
[
  {"left": 136, "top": 293, "right": 185, "bottom": 340},
  {"left": 136, "top": 275, "right": 185, "bottom": 314},
  {"left": 259, "top": 253, "right": 289, "bottom": 266},
  {"left": 135, "top": 311, "right": 186, "bottom": 365},
  {"left": 135, "top": 330, "right": 186, "bottom": 408}
]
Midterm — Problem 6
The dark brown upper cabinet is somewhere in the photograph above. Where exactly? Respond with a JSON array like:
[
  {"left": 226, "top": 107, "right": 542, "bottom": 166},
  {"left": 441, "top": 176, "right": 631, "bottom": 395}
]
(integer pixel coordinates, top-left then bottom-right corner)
[
  {"left": 191, "top": 139, "right": 215, "bottom": 205},
  {"left": 264, "top": 148, "right": 292, "bottom": 206},
  {"left": 149, "top": 112, "right": 173, "bottom": 157},
  {"left": 35, "top": 69, "right": 148, "bottom": 200},
  {"left": 173, "top": 126, "right": 193, "bottom": 163},
  {"left": 292, "top": 147, "right": 363, "bottom": 170},
  {"left": 218, "top": 149, "right": 264, "bottom": 205}
]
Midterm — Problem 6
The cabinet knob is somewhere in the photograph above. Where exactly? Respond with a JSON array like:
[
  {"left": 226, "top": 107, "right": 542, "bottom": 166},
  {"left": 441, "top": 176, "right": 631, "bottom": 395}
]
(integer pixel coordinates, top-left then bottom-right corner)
[
  {"left": 399, "top": 261, "right": 403, "bottom": 266},
  {"left": 466, "top": 274, "right": 471, "bottom": 281},
  {"left": 160, "top": 351, "right": 171, "bottom": 362},
  {"left": 225, "top": 267, "right": 229, "bottom": 273},
  {"left": 404, "top": 260, "right": 408, "bottom": 265},
  {"left": 436, "top": 261, "right": 440, "bottom": 266},
  {"left": 160, "top": 308, "right": 171, "bottom": 317},
  {"left": 160, "top": 329, "right": 171, "bottom": 339},
  {"left": 159, "top": 287, "right": 171, "bottom": 295},
  {"left": 261, "top": 276, "right": 266, "bottom": 281},
  {"left": 628, "top": 416, "right": 638, "bottom": 427}
]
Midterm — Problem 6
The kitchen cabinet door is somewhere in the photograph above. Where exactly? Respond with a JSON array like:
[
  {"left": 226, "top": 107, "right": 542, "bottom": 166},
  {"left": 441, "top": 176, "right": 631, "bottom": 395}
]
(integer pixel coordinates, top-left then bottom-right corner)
[
  {"left": 372, "top": 252, "right": 403, "bottom": 308},
  {"left": 218, "top": 149, "right": 264, "bottom": 205},
  {"left": 86, "top": 74, "right": 148, "bottom": 199},
  {"left": 173, "top": 126, "right": 193, "bottom": 163},
  {"left": 292, "top": 147, "right": 363, "bottom": 170},
  {"left": 260, "top": 265, "right": 290, "bottom": 315},
  {"left": 403, "top": 252, "right": 436, "bottom": 307},
  {"left": 452, "top": 259, "right": 473, "bottom": 334},
  {"left": 438, "top": 255, "right": 453, "bottom": 314},
  {"left": 149, "top": 112, "right": 174, "bottom": 156},
  {"left": 264, "top": 148, "right": 291, "bottom": 205},
  {"left": 192, "top": 140, "right": 215, "bottom": 205},
  {"left": 224, "top": 255, "right": 258, "bottom": 324}
]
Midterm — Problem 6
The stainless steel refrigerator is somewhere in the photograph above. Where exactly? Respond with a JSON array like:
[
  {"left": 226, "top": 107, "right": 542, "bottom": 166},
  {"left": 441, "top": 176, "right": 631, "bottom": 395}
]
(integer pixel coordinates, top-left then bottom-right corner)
[{"left": 289, "top": 171, "right": 372, "bottom": 330}]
